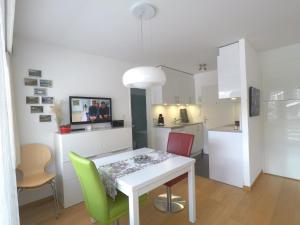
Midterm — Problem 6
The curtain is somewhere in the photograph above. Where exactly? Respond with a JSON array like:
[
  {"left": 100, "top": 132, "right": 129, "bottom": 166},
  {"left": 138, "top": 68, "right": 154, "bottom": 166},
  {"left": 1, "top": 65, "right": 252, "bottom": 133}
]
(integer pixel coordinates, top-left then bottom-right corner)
[
  {"left": 0, "top": 1, "right": 20, "bottom": 225},
  {"left": 6, "top": 51, "right": 20, "bottom": 166},
  {"left": 5, "top": 0, "right": 15, "bottom": 53},
  {"left": 4, "top": 0, "right": 20, "bottom": 167}
]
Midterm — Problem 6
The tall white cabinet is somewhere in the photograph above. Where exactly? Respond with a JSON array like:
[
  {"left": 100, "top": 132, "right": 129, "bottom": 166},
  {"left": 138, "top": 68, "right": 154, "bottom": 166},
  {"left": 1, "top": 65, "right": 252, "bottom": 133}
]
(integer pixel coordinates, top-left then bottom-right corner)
[
  {"left": 217, "top": 43, "right": 241, "bottom": 99},
  {"left": 261, "top": 45, "right": 300, "bottom": 181},
  {"left": 151, "top": 66, "right": 195, "bottom": 104}
]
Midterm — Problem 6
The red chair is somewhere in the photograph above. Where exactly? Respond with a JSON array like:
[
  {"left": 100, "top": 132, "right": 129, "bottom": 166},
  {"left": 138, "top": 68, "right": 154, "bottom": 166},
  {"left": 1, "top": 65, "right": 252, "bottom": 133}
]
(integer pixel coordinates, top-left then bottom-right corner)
[{"left": 154, "top": 132, "right": 194, "bottom": 213}]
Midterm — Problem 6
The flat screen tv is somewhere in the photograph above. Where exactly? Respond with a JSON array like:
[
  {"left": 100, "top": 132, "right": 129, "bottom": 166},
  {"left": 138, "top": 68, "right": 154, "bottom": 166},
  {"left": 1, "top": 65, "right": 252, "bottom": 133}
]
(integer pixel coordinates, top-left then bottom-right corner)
[
  {"left": 249, "top": 87, "right": 260, "bottom": 117},
  {"left": 69, "top": 96, "right": 112, "bottom": 124}
]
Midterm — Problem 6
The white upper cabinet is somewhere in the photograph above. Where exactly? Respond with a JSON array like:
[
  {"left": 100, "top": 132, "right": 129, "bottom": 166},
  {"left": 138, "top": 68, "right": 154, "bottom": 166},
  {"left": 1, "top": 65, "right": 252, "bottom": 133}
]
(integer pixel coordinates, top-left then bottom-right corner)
[
  {"left": 217, "top": 43, "right": 241, "bottom": 99},
  {"left": 151, "top": 67, "right": 195, "bottom": 104}
]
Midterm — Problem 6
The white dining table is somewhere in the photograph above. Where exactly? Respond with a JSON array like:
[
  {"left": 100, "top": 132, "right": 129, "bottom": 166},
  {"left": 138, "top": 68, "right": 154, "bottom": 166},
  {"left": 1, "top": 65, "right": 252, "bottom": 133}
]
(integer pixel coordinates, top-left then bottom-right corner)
[{"left": 93, "top": 148, "right": 196, "bottom": 225}]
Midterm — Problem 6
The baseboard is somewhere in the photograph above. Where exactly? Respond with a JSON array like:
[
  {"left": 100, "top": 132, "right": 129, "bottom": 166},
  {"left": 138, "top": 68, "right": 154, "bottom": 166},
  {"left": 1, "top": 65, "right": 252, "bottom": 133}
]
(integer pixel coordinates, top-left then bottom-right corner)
[
  {"left": 263, "top": 172, "right": 300, "bottom": 182},
  {"left": 242, "top": 170, "right": 263, "bottom": 192},
  {"left": 242, "top": 186, "right": 251, "bottom": 192},
  {"left": 19, "top": 196, "right": 53, "bottom": 209}
]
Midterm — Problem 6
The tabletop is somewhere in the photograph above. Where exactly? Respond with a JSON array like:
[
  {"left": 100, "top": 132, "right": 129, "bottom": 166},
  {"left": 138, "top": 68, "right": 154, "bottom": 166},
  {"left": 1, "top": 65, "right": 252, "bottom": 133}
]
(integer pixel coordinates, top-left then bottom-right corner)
[{"left": 93, "top": 148, "right": 195, "bottom": 194}]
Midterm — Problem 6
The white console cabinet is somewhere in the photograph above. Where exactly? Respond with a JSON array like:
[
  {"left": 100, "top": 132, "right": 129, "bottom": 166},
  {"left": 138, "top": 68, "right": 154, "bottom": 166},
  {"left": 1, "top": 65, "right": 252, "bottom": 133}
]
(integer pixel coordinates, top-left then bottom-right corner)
[{"left": 55, "top": 127, "right": 132, "bottom": 208}]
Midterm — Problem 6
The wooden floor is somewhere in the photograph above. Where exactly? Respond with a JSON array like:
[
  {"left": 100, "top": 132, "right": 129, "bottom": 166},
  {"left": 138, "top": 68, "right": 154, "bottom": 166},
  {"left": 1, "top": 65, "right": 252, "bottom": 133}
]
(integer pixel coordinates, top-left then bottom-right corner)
[{"left": 19, "top": 174, "right": 300, "bottom": 225}]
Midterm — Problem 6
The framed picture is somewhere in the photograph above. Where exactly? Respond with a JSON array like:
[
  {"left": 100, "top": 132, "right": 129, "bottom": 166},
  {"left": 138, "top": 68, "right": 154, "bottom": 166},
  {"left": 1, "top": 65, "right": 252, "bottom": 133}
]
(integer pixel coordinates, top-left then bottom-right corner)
[
  {"left": 24, "top": 78, "right": 38, "bottom": 86},
  {"left": 26, "top": 96, "right": 39, "bottom": 104},
  {"left": 31, "top": 106, "right": 43, "bottom": 113},
  {"left": 72, "top": 99, "right": 80, "bottom": 106},
  {"left": 28, "top": 69, "right": 42, "bottom": 77},
  {"left": 39, "top": 115, "right": 51, "bottom": 122},
  {"left": 40, "top": 79, "right": 53, "bottom": 88},
  {"left": 34, "top": 88, "right": 47, "bottom": 96},
  {"left": 249, "top": 86, "right": 260, "bottom": 117},
  {"left": 42, "top": 96, "right": 54, "bottom": 104}
]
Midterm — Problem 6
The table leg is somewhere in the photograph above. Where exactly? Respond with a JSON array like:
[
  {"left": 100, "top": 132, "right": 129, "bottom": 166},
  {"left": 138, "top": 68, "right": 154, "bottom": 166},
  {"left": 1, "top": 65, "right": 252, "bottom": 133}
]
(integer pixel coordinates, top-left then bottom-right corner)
[
  {"left": 188, "top": 164, "right": 196, "bottom": 223},
  {"left": 128, "top": 191, "right": 139, "bottom": 225}
]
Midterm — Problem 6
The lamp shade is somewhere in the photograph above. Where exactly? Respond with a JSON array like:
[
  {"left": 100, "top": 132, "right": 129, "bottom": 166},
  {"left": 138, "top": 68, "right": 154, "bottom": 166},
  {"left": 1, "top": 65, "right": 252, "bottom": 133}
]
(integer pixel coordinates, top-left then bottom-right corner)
[{"left": 122, "top": 66, "right": 166, "bottom": 89}]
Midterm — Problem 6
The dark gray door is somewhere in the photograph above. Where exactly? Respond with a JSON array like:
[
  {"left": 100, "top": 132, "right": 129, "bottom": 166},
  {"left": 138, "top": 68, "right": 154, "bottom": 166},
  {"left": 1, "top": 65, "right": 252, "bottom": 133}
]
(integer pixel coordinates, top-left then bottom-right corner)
[{"left": 130, "top": 88, "right": 148, "bottom": 149}]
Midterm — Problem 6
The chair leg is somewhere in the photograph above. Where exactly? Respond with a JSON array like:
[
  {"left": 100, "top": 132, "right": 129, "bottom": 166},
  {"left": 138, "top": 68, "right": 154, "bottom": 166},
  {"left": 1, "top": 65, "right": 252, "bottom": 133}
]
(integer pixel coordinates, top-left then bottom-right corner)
[
  {"left": 166, "top": 187, "right": 172, "bottom": 212},
  {"left": 90, "top": 217, "right": 96, "bottom": 224},
  {"left": 114, "top": 219, "right": 120, "bottom": 225},
  {"left": 154, "top": 186, "right": 186, "bottom": 213},
  {"left": 50, "top": 179, "right": 59, "bottom": 219},
  {"left": 17, "top": 187, "right": 22, "bottom": 196}
]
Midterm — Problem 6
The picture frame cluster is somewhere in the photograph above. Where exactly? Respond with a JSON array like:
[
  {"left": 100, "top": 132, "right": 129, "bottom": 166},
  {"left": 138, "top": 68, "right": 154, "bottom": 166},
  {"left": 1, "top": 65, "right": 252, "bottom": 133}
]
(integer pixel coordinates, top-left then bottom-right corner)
[{"left": 25, "top": 69, "right": 53, "bottom": 122}]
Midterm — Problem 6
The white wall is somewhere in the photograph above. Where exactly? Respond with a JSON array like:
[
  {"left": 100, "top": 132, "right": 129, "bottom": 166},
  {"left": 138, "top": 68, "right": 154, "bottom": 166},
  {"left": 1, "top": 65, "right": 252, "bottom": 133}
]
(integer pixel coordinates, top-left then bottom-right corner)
[
  {"left": 194, "top": 70, "right": 240, "bottom": 154},
  {"left": 194, "top": 70, "right": 240, "bottom": 128},
  {"left": 239, "top": 39, "right": 263, "bottom": 186},
  {"left": 149, "top": 104, "right": 201, "bottom": 148},
  {"left": 151, "top": 104, "right": 201, "bottom": 125},
  {"left": 12, "top": 38, "right": 135, "bottom": 205},
  {"left": 260, "top": 42, "right": 300, "bottom": 180}
]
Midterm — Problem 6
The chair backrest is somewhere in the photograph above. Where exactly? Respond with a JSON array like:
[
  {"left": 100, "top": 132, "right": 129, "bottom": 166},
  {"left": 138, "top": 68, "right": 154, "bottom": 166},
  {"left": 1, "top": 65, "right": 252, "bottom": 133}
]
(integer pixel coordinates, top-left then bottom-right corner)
[
  {"left": 17, "top": 144, "right": 52, "bottom": 177},
  {"left": 167, "top": 132, "right": 194, "bottom": 157},
  {"left": 69, "top": 152, "right": 109, "bottom": 224}
]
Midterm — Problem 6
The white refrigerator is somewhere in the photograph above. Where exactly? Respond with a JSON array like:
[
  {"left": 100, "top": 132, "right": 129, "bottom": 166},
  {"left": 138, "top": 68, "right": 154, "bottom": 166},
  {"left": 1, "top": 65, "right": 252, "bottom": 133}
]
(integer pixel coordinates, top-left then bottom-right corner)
[{"left": 263, "top": 85, "right": 300, "bottom": 180}]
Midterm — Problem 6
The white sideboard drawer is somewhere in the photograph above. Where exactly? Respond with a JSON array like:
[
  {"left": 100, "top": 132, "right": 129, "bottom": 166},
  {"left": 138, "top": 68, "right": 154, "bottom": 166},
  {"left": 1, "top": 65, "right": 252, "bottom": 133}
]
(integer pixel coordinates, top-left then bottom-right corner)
[
  {"left": 57, "top": 127, "right": 132, "bottom": 162},
  {"left": 62, "top": 161, "right": 77, "bottom": 181}
]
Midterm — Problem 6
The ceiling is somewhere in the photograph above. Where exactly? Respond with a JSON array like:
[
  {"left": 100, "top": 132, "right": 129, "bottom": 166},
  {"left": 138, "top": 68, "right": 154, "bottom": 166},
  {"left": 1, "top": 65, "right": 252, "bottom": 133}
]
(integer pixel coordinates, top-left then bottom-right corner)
[{"left": 14, "top": 0, "right": 300, "bottom": 73}]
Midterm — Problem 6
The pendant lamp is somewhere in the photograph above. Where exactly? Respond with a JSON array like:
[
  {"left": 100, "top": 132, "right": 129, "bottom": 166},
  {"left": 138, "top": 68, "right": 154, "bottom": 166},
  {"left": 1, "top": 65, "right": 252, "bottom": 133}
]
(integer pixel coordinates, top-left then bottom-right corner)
[
  {"left": 123, "top": 66, "right": 166, "bottom": 89},
  {"left": 122, "top": 3, "right": 166, "bottom": 89}
]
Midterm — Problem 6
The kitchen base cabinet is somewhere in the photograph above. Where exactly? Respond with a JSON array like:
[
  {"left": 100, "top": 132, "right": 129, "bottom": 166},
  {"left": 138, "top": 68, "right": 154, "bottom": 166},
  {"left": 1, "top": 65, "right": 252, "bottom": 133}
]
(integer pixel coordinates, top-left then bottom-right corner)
[
  {"left": 153, "top": 123, "right": 203, "bottom": 155},
  {"left": 208, "top": 129, "right": 243, "bottom": 188}
]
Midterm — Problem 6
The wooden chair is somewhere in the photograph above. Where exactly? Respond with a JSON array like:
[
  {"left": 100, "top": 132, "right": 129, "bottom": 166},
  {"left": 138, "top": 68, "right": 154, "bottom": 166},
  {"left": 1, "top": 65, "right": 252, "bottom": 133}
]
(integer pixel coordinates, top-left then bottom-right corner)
[
  {"left": 154, "top": 132, "right": 194, "bottom": 213},
  {"left": 17, "top": 144, "right": 59, "bottom": 217}
]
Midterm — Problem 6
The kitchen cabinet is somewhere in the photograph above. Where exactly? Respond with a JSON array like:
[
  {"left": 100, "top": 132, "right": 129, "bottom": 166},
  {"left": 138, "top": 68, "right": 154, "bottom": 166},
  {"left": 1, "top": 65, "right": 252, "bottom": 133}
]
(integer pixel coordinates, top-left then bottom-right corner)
[
  {"left": 217, "top": 42, "right": 241, "bottom": 99},
  {"left": 151, "top": 67, "right": 195, "bottom": 104},
  {"left": 183, "top": 124, "right": 203, "bottom": 155},
  {"left": 153, "top": 123, "right": 203, "bottom": 156},
  {"left": 194, "top": 70, "right": 218, "bottom": 104},
  {"left": 208, "top": 126, "right": 243, "bottom": 187}
]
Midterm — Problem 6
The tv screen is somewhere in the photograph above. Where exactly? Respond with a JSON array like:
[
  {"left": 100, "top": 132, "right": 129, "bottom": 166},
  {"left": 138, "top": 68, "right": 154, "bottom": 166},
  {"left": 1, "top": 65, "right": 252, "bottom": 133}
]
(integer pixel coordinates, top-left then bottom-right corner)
[
  {"left": 249, "top": 87, "right": 260, "bottom": 117},
  {"left": 69, "top": 96, "right": 112, "bottom": 124}
]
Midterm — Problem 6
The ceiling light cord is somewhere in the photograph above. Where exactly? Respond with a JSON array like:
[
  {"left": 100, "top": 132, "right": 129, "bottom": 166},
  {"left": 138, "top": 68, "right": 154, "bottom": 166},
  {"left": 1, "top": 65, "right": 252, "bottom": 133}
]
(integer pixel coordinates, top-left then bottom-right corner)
[
  {"left": 140, "top": 15, "right": 144, "bottom": 57},
  {"left": 122, "top": 3, "right": 166, "bottom": 89}
]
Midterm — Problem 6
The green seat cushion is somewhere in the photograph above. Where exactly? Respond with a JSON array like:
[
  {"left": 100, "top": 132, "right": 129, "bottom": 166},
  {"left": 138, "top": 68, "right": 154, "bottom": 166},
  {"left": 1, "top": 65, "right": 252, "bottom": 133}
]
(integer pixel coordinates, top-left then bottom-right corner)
[{"left": 108, "top": 191, "right": 148, "bottom": 223}]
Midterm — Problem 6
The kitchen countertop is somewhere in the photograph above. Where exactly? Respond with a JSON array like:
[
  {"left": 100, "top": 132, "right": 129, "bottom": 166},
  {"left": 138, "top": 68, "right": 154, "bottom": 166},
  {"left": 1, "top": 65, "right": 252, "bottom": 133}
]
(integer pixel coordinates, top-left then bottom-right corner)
[
  {"left": 209, "top": 125, "right": 242, "bottom": 133},
  {"left": 153, "top": 122, "right": 202, "bottom": 129}
]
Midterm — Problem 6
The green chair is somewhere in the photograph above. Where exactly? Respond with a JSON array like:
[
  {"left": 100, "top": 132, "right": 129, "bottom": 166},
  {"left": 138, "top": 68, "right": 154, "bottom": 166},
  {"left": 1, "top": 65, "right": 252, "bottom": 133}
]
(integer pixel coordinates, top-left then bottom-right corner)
[{"left": 69, "top": 152, "right": 147, "bottom": 225}]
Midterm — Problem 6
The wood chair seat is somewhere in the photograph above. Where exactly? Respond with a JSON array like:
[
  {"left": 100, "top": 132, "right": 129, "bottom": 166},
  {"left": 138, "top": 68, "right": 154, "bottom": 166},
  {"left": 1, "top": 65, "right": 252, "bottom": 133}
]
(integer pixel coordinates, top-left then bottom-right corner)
[{"left": 17, "top": 172, "right": 55, "bottom": 189}]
